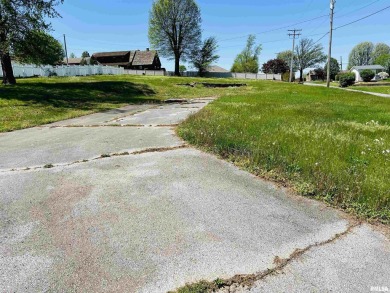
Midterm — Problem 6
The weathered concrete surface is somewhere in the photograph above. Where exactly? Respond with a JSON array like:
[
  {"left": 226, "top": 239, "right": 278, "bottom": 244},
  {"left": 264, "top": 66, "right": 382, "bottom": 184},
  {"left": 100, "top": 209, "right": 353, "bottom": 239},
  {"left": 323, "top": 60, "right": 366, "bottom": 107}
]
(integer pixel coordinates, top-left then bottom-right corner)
[
  {"left": 0, "top": 98, "right": 389, "bottom": 293},
  {"left": 47, "top": 104, "right": 156, "bottom": 126},
  {"left": 0, "top": 127, "right": 182, "bottom": 169},
  {"left": 108, "top": 99, "right": 210, "bottom": 126},
  {"left": 0, "top": 149, "right": 349, "bottom": 292},
  {"left": 236, "top": 225, "right": 390, "bottom": 293}
]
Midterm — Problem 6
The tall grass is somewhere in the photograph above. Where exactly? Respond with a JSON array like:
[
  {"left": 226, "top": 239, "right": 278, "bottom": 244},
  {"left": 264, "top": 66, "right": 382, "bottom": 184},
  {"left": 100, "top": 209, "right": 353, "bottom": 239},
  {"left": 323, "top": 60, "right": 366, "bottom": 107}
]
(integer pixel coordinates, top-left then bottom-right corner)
[{"left": 178, "top": 81, "right": 390, "bottom": 223}]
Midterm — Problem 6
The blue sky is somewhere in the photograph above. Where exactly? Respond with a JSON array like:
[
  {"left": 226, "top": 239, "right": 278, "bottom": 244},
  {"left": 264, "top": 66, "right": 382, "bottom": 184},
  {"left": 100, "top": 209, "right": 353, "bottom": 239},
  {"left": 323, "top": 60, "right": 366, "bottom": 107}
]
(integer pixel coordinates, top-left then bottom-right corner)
[{"left": 50, "top": 0, "right": 390, "bottom": 72}]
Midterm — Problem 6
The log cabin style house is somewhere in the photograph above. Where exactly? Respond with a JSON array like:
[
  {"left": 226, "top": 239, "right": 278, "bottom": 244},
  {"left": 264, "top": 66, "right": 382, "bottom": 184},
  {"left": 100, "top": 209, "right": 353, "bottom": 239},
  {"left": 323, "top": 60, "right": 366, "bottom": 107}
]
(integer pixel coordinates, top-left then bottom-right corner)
[{"left": 91, "top": 49, "right": 162, "bottom": 70}]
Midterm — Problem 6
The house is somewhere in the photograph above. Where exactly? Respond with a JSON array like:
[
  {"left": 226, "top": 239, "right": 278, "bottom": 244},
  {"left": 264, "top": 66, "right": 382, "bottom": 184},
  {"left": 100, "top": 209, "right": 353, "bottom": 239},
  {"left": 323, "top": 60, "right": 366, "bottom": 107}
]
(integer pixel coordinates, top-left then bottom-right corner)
[
  {"left": 62, "top": 57, "right": 92, "bottom": 65},
  {"left": 306, "top": 70, "right": 323, "bottom": 81},
  {"left": 91, "top": 49, "right": 162, "bottom": 70},
  {"left": 350, "top": 65, "right": 385, "bottom": 82}
]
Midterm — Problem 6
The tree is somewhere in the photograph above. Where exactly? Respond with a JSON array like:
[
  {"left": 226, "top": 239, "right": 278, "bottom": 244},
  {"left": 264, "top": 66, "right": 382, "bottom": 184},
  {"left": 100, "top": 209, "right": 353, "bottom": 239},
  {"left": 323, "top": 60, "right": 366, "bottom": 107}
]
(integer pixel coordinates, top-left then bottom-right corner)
[
  {"left": 69, "top": 53, "right": 77, "bottom": 58},
  {"left": 81, "top": 51, "right": 90, "bottom": 58},
  {"left": 231, "top": 35, "right": 262, "bottom": 73},
  {"left": 190, "top": 37, "right": 219, "bottom": 77},
  {"left": 149, "top": 0, "right": 201, "bottom": 76},
  {"left": 179, "top": 65, "right": 186, "bottom": 75},
  {"left": 372, "top": 43, "right": 390, "bottom": 61},
  {"left": 14, "top": 31, "right": 64, "bottom": 65},
  {"left": 295, "top": 38, "right": 327, "bottom": 81},
  {"left": 375, "top": 54, "right": 390, "bottom": 74},
  {"left": 314, "top": 68, "right": 325, "bottom": 81},
  {"left": 348, "top": 42, "right": 374, "bottom": 69},
  {"left": 324, "top": 57, "right": 340, "bottom": 80},
  {"left": 0, "top": 0, "right": 63, "bottom": 84},
  {"left": 261, "top": 58, "right": 289, "bottom": 74},
  {"left": 277, "top": 50, "right": 298, "bottom": 73}
]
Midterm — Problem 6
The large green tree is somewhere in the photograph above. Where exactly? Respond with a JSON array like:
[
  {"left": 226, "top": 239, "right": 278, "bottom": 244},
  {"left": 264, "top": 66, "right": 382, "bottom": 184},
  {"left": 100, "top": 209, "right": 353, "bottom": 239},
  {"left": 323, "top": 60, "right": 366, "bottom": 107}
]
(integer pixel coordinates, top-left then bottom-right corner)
[
  {"left": 348, "top": 42, "right": 375, "bottom": 69},
  {"left": 277, "top": 50, "right": 298, "bottom": 72},
  {"left": 231, "top": 35, "right": 262, "bottom": 73},
  {"left": 0, "top": 0, "right": 63, "bottom": 84},
  {"left": 14, "top": 30, "right": 63, "bottom": 65},
  {"left": 190, "top": 36, "right": 219, "bottom": 77},
  {"left": 324, "top": 57, "right": 340, "bottom": 80},
  {"left": 375, "top": 54, "right": 390, "bottom": 74},
  {"left": 372, "top": 43, "right": 390, "bottom": 61},
  {"left": 295, "top": 38, "right": 327, "bottom": 81},
  {"left": 149, "top": 0, "right": 202, "bottom": 76}
]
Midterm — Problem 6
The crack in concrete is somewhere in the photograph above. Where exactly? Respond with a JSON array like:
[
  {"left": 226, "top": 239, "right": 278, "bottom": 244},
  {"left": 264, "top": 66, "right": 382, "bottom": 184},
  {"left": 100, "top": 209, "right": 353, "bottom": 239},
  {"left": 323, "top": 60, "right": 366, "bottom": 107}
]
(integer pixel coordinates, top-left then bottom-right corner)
[
  {"left": 46, "top": 124, "right": 146, "bottom": 128},
  {"left": 171, "top": 221, "right": 361, "bottom": 293},
  {"left": 0, "top": 145, "right": 188, "bottom": 174}
]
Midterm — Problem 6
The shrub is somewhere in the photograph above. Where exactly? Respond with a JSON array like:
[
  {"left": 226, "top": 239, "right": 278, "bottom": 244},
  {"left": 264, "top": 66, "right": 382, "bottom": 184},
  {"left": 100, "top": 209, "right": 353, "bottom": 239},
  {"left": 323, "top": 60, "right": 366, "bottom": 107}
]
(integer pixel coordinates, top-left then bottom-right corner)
[
  {"left": 360, "top": 69, "right": 375, "bottom": 82},
  {"left": 282, "top": 71, "right": 295, "bottom": 82},
  {"left": 338, "top": 72, "right": 355, "bottom": 87},
  {"left": 335, "top": 74, "right": 339, "bottom": 81}
]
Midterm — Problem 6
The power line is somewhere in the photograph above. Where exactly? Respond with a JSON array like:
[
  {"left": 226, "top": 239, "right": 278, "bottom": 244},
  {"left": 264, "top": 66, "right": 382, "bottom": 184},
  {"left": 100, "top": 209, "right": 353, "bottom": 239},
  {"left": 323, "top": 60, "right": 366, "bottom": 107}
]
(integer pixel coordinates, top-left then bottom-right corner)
[
  {"left": 218, "top": 14, "right": 329, "bottom": 42},
  {"left": 334, "top": 4, "right": 390, "bottom": 30},
  {"left": 335, "top": 0, "right": 381, "bottom": 19}
]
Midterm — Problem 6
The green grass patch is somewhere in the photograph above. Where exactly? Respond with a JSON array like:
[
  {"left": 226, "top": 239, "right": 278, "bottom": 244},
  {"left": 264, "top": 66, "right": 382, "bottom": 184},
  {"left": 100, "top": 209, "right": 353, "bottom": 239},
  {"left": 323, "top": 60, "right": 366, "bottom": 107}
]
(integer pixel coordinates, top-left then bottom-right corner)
[
  {"left": 178, "top": 81, "right": 390, "bottom": 223},
  {"left": 351, "top": 86, "right": 390, "bottom": 95},
  {"left": 0, "top": 75, "right": 253, "bottom": 132}
]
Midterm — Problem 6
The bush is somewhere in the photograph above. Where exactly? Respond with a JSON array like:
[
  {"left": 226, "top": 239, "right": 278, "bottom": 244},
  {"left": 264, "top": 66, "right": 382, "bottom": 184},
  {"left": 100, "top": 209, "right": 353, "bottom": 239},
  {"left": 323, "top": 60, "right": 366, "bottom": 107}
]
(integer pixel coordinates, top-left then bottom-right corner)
[
  {"left": 282, "top": 71, "right": 295, "bottom": 82},
  {"left": 338, "top": 72, "right": 355, "bottom": 87},
  {"left": 360, "top": 69, "right": 375, "bottom": 82},
  {"left": 335, "top": 74, "right": 339, "bottom": 81}
]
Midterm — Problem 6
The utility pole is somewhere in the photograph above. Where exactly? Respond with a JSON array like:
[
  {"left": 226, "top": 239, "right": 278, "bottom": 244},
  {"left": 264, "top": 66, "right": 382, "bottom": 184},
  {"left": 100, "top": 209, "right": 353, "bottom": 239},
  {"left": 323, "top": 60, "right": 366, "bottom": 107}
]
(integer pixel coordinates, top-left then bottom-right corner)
[
  {"left": 326, "top": 0, "right": 336, "bottom": 87},
  {"left": 340, "top": 56, "right": 343, "bottom": 71},
  {"left": 63, "top": 34, "right": 69, "bottom": 65},
  {"left": 288, "top": 29, "right": 301, "bottom": 82}
]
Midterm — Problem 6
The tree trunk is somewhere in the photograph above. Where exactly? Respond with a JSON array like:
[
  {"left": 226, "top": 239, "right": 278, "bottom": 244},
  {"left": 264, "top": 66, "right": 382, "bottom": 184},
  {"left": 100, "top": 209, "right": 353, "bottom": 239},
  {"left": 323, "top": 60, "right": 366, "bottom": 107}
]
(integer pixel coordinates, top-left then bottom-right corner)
[
  {"left": 174, "top": 53, "right": 180, "bottom": 76},
  {"left": 299, "top": 68, "right": 303, "bottom": 82},
  {"left": 2, "top": 53, "right": 16, "bottom": 85}
]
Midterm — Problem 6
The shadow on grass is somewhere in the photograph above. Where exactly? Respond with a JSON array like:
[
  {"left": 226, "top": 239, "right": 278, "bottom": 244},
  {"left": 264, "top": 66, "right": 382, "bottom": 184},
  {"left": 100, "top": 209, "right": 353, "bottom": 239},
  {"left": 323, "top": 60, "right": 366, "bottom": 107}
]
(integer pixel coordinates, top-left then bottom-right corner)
[{"left": 0, "top": 81, "right": 159, "bottom": 110}]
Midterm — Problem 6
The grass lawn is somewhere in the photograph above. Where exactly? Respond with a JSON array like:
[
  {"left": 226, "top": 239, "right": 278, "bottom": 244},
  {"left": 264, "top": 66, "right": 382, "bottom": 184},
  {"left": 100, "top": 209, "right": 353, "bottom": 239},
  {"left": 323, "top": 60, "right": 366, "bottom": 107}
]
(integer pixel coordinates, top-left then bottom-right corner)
[
  {"left": 351, "top": 86, "right": 390, "bottom": 95},
  {"left": 178, "top": 81, "right": 390, "bottom": 223},
  {"left": 0, "top": 75, "right": 251, "bottom": 132}
]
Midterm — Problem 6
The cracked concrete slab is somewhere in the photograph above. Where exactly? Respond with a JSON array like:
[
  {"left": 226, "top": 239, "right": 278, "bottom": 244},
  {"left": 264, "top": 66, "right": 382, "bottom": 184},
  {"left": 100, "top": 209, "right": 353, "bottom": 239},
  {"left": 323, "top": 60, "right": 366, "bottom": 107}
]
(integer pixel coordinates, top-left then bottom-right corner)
[
  {"left": 108, "top": 99, "right": 212, "bottom": 126},
  {"left": 236, "top": 224, "right": 390, "bottom": 293},
  {"left": 1, "top": 148, "right": 350, "bottom": 292},
  {"left": 47, "top": 104, "right": 156, "bottom": 126},
  {"left": 0, "top": 127, "right": 182, "bottom": 169}
]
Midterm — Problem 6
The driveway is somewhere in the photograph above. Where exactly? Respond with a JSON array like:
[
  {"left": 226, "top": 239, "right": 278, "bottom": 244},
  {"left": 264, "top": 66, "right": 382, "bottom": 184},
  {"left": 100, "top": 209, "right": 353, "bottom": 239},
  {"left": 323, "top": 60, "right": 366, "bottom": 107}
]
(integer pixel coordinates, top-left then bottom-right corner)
[{"left": 0, "top": 99, "right": 389, "bottom": 293}]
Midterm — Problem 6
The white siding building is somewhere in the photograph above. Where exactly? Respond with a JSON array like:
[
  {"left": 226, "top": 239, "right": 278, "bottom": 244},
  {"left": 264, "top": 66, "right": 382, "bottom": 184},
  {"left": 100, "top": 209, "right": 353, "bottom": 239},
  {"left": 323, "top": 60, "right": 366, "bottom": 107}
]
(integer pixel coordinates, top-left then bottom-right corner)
[{"left": 350, "top": 65, "right": 385, "bottom": 82}]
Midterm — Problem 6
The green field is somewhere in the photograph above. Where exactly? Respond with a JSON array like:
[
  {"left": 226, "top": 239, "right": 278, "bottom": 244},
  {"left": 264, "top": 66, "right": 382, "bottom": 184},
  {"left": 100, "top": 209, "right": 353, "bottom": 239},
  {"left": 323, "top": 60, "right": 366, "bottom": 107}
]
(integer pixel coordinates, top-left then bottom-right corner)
[
  {"left": 178, "top": 81, "right": 390, "bottom": 223},
  {"left": 0, "top": 75, "right": 251, "bottom": 132},
  {"left": 352, "top": 86, "right": 390, "bottom": 95},
  {"left": 1, "top": 75, "right": 389, "bottom": 223}
]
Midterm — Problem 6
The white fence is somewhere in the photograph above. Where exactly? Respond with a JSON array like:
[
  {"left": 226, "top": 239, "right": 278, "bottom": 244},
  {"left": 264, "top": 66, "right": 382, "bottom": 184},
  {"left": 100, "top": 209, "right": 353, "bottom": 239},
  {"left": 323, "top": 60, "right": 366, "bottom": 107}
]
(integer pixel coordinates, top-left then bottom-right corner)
[
  {"left": 123, "top": 69, "right": 166, "bottom": 76},
  {"left": 2, "top": 63, "right": 125, "bottom": 78},
  {"left": 169, "top": 71, "right": 282, "bottom": 80}
]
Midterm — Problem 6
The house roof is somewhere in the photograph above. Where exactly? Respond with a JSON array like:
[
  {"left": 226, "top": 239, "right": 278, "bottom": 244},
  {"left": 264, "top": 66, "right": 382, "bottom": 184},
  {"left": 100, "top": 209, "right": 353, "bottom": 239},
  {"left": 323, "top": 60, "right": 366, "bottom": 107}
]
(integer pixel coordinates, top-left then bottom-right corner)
[
  {"left": 206, "top": 65, "right": 229, "bottom": 73},
  {"left": 350, "top": 65, "right": 384, "bottom": 70},
  {"left": 64, "top": 58, "right": 83, "bottom": 64},
  {"left": 92, "top": 51, "right": 130, "bottom": 58},
  {"left": 132, "top": 50, "right": 158, "bottom": 66}
]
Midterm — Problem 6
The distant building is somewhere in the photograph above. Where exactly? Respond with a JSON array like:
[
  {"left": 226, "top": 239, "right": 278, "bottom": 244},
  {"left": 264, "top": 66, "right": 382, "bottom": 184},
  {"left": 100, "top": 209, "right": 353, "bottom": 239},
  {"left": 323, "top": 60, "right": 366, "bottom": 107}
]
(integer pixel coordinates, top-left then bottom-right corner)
[
  {"left": 205, "top": 65, "right": 229, "bottom": 73},
  {"left": 62, "top": 57, "right": 92, "bottom": 65},
  {"left": 350, "top": 65, "right": 385, "bottom": 82},
  {"left": 91, "top": 49, "right": 162, "bottom": 70},
  {"left": 306, "top": 70, "right": 323, "bottom": 82}
]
